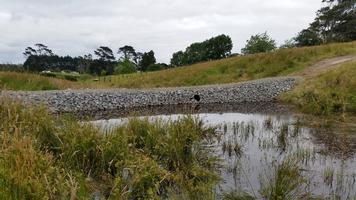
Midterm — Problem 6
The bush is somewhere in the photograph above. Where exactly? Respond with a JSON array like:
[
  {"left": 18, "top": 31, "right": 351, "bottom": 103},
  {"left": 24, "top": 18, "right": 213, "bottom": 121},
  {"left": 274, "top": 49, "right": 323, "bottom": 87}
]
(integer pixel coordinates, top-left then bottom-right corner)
[
  {"left": 147, "top": 63, "right": 164, "bottom": 72},
  {"left": 64, "top": 75, "right": 78, "bottom": 81},
  {"left": 116, "top": 59, "right": 137, "bottom": 74},
  {"left": 241, "top": 32, "right": 277, "bottom": 54}
]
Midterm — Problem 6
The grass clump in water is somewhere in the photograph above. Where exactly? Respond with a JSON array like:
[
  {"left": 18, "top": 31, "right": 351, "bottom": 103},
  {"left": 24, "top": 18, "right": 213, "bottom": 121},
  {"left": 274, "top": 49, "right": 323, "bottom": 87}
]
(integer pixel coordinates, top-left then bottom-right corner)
[
  {"left": 260, "top": 158, "right": 308, "bottom": 200},
  {"left": 0, "top": 99, "right": 220, "bottom": 199}
]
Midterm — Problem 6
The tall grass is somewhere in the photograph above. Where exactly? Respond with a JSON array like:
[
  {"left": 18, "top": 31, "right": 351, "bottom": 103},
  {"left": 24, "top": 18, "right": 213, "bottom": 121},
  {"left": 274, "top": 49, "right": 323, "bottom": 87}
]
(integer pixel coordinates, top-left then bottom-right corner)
[
  {"left": 0, "top": 99, "right": 219, "bottom": 199},
  {"left": 0, "top": 71, "right": 76, "bottom": 90},
  {"left": 281, "top": 61, "right": 356, "bottom": 116}
]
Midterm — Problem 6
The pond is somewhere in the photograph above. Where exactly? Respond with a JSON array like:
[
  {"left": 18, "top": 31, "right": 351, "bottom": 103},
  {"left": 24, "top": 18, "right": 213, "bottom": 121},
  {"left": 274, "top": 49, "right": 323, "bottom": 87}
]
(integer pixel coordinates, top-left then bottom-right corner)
[{"left": 93, "top": 106, "right": 356, "bottom": 199}]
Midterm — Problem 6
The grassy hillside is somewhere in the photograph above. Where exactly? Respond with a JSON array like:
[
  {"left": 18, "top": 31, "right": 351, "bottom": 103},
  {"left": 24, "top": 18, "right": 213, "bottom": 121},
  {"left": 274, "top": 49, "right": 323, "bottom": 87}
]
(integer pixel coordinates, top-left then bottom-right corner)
[
  {"left": 0, "top": 71, "right": 95, "bottom": 91},
  {"left": 1, "top": 41, "right": 355, "bottom": 91},
  {"left": 281, "top": 61, "right": 356, "bottom": 116},
  {"left": 88, "top": 41, "right": 356, "bottom": 88}
]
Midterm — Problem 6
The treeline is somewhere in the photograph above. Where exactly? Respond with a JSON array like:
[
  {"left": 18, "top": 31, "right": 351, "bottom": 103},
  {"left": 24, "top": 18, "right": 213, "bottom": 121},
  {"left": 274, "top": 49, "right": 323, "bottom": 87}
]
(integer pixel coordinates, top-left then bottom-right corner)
[
  {"left": 0, "top": 64, "right": 24, "bottom": 72},
  {"left": 23, "top": 44, "right": 166, "bottom": 76},
  {"left": 170, "top": 34, "right": 233, "bottom": 67}
]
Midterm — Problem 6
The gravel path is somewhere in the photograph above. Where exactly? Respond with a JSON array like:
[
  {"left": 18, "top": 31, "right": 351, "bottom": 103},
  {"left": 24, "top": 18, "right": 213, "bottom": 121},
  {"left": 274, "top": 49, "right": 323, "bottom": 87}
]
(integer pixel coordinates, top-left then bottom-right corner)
[{"left": 2, "top": 77, "right": 297, "bottom": 115}]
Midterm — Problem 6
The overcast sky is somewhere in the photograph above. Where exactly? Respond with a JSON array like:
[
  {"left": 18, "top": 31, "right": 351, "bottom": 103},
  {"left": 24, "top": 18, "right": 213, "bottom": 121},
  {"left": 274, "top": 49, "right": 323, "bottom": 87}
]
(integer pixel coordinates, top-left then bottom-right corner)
[{"left": 0, "top": 0, "right": 323, "bottom": 64}]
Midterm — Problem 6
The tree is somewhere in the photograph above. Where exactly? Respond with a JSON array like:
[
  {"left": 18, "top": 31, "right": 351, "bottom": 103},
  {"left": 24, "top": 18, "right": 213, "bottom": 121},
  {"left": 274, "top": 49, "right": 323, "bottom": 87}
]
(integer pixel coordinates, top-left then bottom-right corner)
[
  {"left": 296, "top": 0, "right": 356, "bottom": 46},
  {"left": 23, "top": 47, "right": 37, "bottom": 57},
  {"left": 115, "top": 59, "right": 137, "bottom": 74},
  {"left": 279, "top": 39, "right": 296, "bottom": 49},
  {"left": 118, "top": 45, "right": 136, "bottom": 61},
  {"left": 170, "top": 34, "right": 233, "bottom": 67},
  {"left": 23, "top": 44, "right": 54, "bottom": 58},
  {"left": 241, "top": 32, "right": 277, "bottom": 54},
  {"left": 185, "top": 42, "right": 206, "bottom": 64},
  {"left": 295, "top": 28, "right": 323, "bottom": 47},
  {"left": 35, "top": 44, "right": 54, "bottom": 56},
  {"left": 170, "top": 51, "right": 187, "bottom": 67},
  {"left": 133, "top": 52, "right": 143, "bottom": 67},
  {"left": 139, "top": 50, "right": 156, "bottom": 71},
  {"left": 315, "top": 0, "right": 356, "bottom": 42},
  {"left": 94, "top": 46, "right": 115, "bottom": 61},
  {"left": 205, "top": 34, "right": 233, "bottom": 60}
]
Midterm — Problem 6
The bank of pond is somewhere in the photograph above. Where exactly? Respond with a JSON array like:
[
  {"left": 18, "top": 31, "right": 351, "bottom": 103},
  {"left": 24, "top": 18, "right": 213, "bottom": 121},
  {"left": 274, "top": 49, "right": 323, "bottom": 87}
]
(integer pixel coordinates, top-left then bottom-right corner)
[{"left": 1, "top": 100, "right": 355, "bottom": 199}]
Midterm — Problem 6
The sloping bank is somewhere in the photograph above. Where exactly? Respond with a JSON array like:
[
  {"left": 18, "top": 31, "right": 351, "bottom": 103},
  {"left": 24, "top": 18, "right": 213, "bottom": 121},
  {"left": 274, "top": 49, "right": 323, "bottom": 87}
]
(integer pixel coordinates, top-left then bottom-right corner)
[{"left": 2, "top": 77, "right": 297, "bottom": 116}]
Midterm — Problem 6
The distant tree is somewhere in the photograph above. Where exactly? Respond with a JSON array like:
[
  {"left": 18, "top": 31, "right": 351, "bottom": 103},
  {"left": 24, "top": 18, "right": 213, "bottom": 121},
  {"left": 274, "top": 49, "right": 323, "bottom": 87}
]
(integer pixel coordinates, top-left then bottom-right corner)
[
  {"left": 0, "top": 64, "right": 24, "bottom": 72},
  {"left": 295, "top": 0, "right": 355, "bottom": 46},
  {"left": 185, "top": 42, "right": 206, "bottom": 65},
  {"left": 170, "top": 51, "right": 187, "bottom": 67},
  {"left": 118, "top": 45, "right": 136, "bottom": 61},
  {"left": 315, "top": 0, "right": 356, "bottom": 42},
  {"left": 23, "top": 44, "right": 54, "bottom": 58},
  {"left": 279, "top": 39, "right": 296, "bottom": 49},
  {"left": 77, "top": 54, "right": 93, "bottom": 73},
  {"left": 94, "top": 46, "right": 115, "bottom": 61},
  {"left": 170, "top": 34, "right": 233, "bottom": 67},
  {"left": 139, "top": 50, "right": 156, "bottom": 71},
  {"left": 146, "top": 63, "right": 167, "bottom": 72},
  {"left": 241, "top": 32, "right": 277, "bottom": 54},
  {"left": 35, "top": 44, "right": 54, "bottom": 56},
  {"left": 295, "top": 28, "right": 323, "bottom": 47},
  {"left": 23, "top": 47, "right": 37, "bottom": 57},
  {"left": 205, "top": 34, "right": 233, "bottom": 60},
  {"left": 115, "top": 59, "right": 137, "bottom": 74},
  {"left": 133, "top": 52, "right": 143, "bottom": 67}
]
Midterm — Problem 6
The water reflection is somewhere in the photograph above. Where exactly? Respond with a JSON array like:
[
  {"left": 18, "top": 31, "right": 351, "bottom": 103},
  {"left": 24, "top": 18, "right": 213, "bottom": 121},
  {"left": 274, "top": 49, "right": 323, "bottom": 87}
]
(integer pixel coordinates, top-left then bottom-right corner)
[{"left": 94, "top": 112, "right": 356, "bottom": 199}]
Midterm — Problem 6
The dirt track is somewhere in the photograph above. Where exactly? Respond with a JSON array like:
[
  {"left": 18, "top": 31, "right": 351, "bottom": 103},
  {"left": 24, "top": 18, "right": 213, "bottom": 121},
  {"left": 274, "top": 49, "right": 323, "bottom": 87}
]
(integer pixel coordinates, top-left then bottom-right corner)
[{"left": 291, "top": 55, "right": 356, "bottom": 78}]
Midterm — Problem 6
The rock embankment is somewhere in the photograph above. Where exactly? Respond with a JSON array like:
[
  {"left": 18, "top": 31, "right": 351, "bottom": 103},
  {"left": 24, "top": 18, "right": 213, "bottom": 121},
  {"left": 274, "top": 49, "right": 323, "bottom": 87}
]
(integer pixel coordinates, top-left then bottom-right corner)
[{"left": 2, "top": 77, "right": 297, "bottom": 115}]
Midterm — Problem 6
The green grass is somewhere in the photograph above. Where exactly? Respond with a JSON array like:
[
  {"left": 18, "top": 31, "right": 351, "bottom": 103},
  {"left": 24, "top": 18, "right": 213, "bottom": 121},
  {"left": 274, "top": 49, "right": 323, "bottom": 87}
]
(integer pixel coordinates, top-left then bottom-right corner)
[
  {"left": 281, "top": 61, "right": 356, "bottom": 116},
  {"left": 87, "top": 41, "right": 356, "bottom": 88},
  {"left": 0, "top": 99, "right": 220, "bottom": 199},
  {"left": 0, "top": 71, "right": 97, "bottom": 91},
  {"left": 1, "top": 41, "right": 355, "bottom": 91},
  {"left": 0, "top": 71, "right": 76, "bottom": 91}
]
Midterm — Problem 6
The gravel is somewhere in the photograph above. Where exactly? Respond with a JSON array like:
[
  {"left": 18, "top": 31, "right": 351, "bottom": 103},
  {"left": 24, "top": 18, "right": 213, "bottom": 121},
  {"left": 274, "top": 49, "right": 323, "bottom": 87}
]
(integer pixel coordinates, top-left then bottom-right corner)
[{"left": 1, "top": 77, "right": 298, "bottom": 115}]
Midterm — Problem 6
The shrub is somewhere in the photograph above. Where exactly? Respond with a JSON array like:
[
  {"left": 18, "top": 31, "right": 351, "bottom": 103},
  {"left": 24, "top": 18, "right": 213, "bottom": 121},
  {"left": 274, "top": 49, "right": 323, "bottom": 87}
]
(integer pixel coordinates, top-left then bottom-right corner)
[{"left": 64, "top": 75, "right": 78, "bottom": 81}]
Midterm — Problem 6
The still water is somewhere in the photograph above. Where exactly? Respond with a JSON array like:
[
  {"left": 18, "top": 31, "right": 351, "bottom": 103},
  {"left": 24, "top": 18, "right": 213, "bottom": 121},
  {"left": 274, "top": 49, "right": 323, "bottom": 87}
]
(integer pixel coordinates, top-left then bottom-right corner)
[{"left": 94, "top": 111, "right": 356, "bottom": 199}]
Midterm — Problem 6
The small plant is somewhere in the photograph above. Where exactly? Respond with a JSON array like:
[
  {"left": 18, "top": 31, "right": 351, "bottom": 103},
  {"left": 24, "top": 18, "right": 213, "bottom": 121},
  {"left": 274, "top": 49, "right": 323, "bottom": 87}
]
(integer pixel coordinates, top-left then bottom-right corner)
[
  {"left": 323, "top": 167, "right": 334, "bottom": 186},
  {"left": 264, "top": 117, "right": 273, "bottom": 130},
  {"left": 260, "top": 158, "right": 308, "bottom": 200},
  {"left": 277, "top": 123, "right": 289, "bottom": 151}
]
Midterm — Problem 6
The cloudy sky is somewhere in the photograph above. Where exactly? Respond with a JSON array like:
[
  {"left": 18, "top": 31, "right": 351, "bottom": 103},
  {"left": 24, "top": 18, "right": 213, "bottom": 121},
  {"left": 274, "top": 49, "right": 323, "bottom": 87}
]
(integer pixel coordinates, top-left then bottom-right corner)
[{"left": 0, "top": 0, "right": 323, "bottom": 64}]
